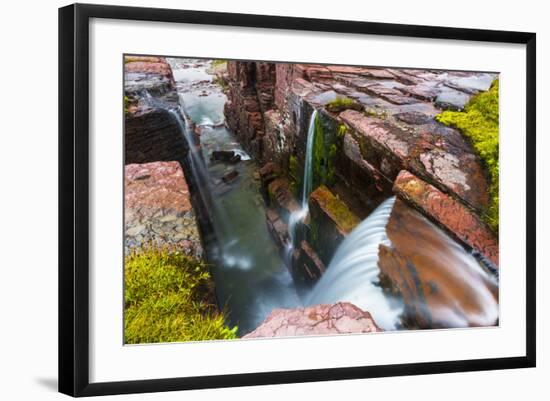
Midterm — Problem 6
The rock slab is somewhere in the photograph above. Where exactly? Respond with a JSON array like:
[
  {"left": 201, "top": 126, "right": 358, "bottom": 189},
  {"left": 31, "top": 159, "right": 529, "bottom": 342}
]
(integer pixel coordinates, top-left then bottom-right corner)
[
  {"left": 125, "top": 162, "right": 203, "bottom": 258},
  {"left": 244, "top": 302, "right": 382, "bottom": 338},
  {"left": 393, "top": 170, "right": 498, "bottom": 267}
]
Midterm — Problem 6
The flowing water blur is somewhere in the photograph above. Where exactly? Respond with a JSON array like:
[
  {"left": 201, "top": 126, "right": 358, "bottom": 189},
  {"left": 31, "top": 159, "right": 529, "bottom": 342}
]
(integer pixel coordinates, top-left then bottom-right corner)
[
  {"left": 145, "top": 58, "right": 497, "bottom": 335},
  {"left": 286, "top": 110, "right": 318, "bottom": 264},
  {"left": 166, "top": 58, "right": 301, "bottom": 335},
  {"left": 306, "top": 197, "right": 403, "bottom": 330}
]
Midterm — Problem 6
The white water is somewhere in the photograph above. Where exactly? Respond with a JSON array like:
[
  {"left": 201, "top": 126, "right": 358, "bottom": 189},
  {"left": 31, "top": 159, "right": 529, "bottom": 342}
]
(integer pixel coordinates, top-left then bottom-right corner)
[
  {"left": 306, "top": 197, "right": 403, "bottom": 330},
  {"left": 168, "top": 109, "right": 212, "bottom": 210},
  {"left": 286, "top": 110, "right": 318, "bottom": 260},
  {"left": 301, "top": 109, "right": 318, "bottom": 211}
]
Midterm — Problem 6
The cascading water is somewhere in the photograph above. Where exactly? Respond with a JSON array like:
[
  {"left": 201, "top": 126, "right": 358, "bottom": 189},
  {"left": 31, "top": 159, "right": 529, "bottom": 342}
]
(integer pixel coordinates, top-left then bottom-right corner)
[
  {"left": 286, "top": 109, "right": 318, "bottom": 262},
  {"left": 163, "top": 58, "right": 301, "bottom": 334},
  {"left": 306, "top": 197, "right": 403, "bottom": 330},
  {"left": 168, "top": 109, "right": 213, "bottom": 212},
  {"left": 300, "top": 109, "right": 318, "bottom": 211}
]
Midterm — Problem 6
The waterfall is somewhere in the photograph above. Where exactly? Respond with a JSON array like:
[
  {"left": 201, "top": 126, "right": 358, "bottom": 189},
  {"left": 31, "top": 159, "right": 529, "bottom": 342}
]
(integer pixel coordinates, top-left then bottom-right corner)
[
  {"left": 168, "top": 108, "right": 212, "bottom": 209},
  {"left": 286, "top": 109, "right": 318, "bottom": 262},
  {"left": 306, "top": 197, "right": 403, "bottom": 330},
  {"left": 301, "top": 109, "right": 318, "bottom": 211}
]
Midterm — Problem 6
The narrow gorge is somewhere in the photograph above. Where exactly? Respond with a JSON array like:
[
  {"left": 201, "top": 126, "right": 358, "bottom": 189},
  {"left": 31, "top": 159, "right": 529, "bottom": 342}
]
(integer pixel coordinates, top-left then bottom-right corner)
[{"left": 124, "top": 55, "right": 499, "bottom": 342}]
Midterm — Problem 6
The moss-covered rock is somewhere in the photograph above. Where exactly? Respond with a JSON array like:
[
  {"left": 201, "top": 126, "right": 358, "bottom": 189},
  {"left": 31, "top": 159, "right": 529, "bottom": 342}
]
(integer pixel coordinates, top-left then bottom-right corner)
[
  {"left": 325, "top": 96, "right": 363, "bottom": 113},
  {"left": 308, "top": 185, "right": 360, "bottom": 265},
  {"left": 311, "top": 111, "right": 342, "bottom": 191},
  {"left": 435, "top": 80, "right": 499, "bottom": 232}
]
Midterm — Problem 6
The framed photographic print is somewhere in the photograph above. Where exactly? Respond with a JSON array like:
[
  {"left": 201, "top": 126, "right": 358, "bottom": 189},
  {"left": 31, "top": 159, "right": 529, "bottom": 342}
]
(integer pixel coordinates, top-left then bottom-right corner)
[{"left": 58, "top": 3, "right": 536, "bottom": 397}]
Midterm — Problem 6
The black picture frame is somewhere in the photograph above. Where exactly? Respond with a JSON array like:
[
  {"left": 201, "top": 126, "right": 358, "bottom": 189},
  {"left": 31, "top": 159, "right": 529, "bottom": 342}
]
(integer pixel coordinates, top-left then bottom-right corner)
[{"left": 59, "top": 3, "right": 536, "bottom": 397}]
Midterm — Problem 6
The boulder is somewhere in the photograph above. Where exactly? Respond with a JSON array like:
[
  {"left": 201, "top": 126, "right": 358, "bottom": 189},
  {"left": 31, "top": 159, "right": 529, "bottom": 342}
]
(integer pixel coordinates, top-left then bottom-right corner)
[
  {"left": 222, "top": 169, "right": 239, "bottom": 183},
  {"left": 211, "top": 150, "right": 233, "bottom": 161},
  {"left": 243, "top": 302, "right": 382, "bottom": 338}
]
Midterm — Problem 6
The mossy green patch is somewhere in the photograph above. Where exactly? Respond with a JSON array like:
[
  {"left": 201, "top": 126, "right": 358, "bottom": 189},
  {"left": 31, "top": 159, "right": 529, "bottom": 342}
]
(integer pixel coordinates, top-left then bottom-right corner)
[
  {"left": 337, "top": 124, "right": 347, "bottom": 138},
  {"left": 124, "top": 245, "right": 238, "bottom": 344},
  {"left": 211, "top": 59, "right": 227, "bottom": 67},
  {"left": 312, "top": 112, "right": 341, "bottom": 190},
  {"left": 311, "top": 185, "right": 360, "bottom": 233},
  {"left": 325, "top": 96, "right": 362, "bottom": 113},
  {"left": 435, "top": 79, "right": 499, "bottom": 232}
]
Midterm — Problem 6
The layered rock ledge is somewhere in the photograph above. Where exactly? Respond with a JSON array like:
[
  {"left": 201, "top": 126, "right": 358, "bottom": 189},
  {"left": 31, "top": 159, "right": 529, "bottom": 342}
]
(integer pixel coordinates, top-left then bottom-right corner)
[
  {"left": 393, "top": 170, "right": 498, "bottom": 267},
  {"left": 124, "top": 56, "right": 205, "bottom": 259},
  {"left": 224, "top": 61, "right": 499, "bottom": 285}
]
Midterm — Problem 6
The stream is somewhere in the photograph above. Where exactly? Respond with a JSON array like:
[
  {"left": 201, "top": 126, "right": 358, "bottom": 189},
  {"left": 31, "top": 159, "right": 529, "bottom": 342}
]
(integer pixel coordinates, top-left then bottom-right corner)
[
  {"left": 167, "top": 58, "right": 301, "bottom": 335},
  {"left": 150, "top": 58, "right": 498, "bottom": 336}
]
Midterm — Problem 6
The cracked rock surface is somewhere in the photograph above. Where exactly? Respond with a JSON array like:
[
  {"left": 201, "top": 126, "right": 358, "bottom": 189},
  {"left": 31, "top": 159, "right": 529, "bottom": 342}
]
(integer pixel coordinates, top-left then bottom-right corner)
[
  {"left": 243, "top": 302, "right": 381, "bottom": 338},
  {"left": 125, "top": 161, "right": 203, "bottom": 259}
]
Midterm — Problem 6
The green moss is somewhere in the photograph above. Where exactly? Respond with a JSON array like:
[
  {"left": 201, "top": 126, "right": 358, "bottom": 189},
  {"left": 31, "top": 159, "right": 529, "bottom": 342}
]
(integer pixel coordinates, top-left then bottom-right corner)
[
  {"left": 311, "top": 186, "right": 360, "bottom": 233},
  {"left": 364, "top": 107, "right": 387, "bottom": 119},
  {"left": 325, "top": 97, "right": 362, "bottom": 113},
  {"left": 213, "top": 76, "right": 229, "bottom": 91},
  {"left": 124, "top": 95, "right": 130, "bottom": 114},
  {"left": 435, "top": 79, "right": 499, "bottom": 232},
  {"left": 312, "top": 112, "right": 341, "bottom": 190},
  {"left": 337, "top": 124, "right": 347, "bottom": 138},
  {"left": 124, "top": 245, "right": 238, "bottom": 344},
  {"left": 211, "top": 59, "right": 227, "bottom": 67}
]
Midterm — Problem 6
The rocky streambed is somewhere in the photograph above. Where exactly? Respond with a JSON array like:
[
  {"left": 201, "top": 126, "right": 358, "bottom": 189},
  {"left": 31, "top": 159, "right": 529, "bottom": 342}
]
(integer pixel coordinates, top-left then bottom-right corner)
[{"left": 124, "top": 55, "right": 499, "bottom": 339}]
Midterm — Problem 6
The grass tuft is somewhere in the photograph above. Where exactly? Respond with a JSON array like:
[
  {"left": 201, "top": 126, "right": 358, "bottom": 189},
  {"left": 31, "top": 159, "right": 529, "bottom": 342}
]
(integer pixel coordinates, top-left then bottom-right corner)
[
  {"left": 435, "top": 79, "right": 499, "bottom": 232},
  {"left": 124, "top": 245, "right": 238, "bottom": 344}
]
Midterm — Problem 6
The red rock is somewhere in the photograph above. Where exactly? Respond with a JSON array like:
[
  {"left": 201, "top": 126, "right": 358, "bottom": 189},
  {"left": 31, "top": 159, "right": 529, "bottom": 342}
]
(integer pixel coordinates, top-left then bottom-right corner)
[
  {"left": 378, "top": 199, "right": 499, "bottom": 328},
  {"left": 293, "top": 240, "right": 326, "bottom": 282},
  {"left": 259, "top": 162, "right": 279, "bottom": 184},
  {"left": 393, "top": 170, "right": 498, "bottom": 266},
  {"left": 265, "top": 208, "right": 288, "bottom": 249},
  {"left": 124, "top": 61, "right": 172, "bottom": 78},
  {"left": 124, "top": 55, "right": 162, "bottom": 63},
  {"left": 340, "top": 110, "right": 489, "bottom": 211},
  {"left": 267, "top": 178, "right": 301, "bottom": 216},
  {"left": 303, "top": 65, "right": 332, "bottom": 81},
  {"left": 125, "top": 162, "right": 193, "bottom": 213},
  {"left": 243, "top": 302, "right": 382, "bottom": 338},
  {"left": 340, "top": 110, "right": 411, "bottom": 160}
]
